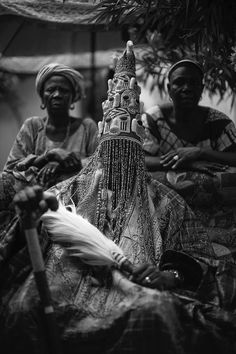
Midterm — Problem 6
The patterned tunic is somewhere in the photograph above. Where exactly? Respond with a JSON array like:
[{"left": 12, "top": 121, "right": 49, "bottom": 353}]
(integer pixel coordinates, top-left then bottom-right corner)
[
  {"left": 0, "top": 116, "right": 98, "bottom": 206},
  {"left": 142, "top": 104, "right": 236, "bottom": 265},
  {"left": 4, "top": 116, "right": 98, "bottom": 184},
  {"left": 0, "top": 151, "right": 236, "bottom": 354},
  {"left": 142, "top": 104, "right": 236, "bottom": 156}
]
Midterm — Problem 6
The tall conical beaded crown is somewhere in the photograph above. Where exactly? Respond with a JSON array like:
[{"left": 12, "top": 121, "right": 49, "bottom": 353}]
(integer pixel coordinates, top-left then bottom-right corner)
[{"left": 98, "top": 41, "right": 145, "bottom": 145}]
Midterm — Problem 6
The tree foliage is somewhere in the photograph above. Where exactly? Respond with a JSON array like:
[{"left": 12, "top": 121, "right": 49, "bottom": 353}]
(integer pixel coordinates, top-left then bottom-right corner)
[{"left": 91, "top": 0, "right": 236, "bottom": 103}]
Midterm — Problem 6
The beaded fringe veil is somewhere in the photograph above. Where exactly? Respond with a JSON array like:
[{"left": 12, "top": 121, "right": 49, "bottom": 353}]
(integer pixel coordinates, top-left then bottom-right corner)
[{"left": 95, "top": 138, "right": 152, "bottom": 245}]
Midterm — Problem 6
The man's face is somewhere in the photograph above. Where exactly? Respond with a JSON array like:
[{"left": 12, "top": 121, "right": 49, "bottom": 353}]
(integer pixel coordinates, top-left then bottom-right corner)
[
  {"left": 42, "top": 75, "right": 74, "bottom": 113},
  {"left": 168, "top": 66, "right": 203, "bottom": 109}
]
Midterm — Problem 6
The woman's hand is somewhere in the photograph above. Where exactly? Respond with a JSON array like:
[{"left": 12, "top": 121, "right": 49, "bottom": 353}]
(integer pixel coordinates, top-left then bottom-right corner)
[
  {"left": 187, "top": 160, "right": 228, "bottom": 176},
  {"left": 46, "top": 149, "right": 82, "bottom": 172},
  {"left": 61, "top": 152, "right": 82, "bottom": 171},
  {"left": 38, "top": 161, "right": 60, "bottom": 185},
  {"left": 16, "top": 156, "right": 37, "bottom": 171},
  {"left": 160, "top": 147, "right": 202, "bottom": 169},
  {"left": 46, "top": 148, "right": 69, "bottom": 163},
  {"left": 131, "top": 263, "right": 181, "bottom": 290}
]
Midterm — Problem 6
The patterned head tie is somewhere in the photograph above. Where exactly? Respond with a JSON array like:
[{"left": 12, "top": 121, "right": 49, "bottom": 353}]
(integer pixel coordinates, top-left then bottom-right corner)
[
  {"left": 98, "top": 40, "right": 145, "bottom": 146},
  {"left": 167, "top": 59, "right": 204, "bottom": 82},
  {"left": 35, "top": 63, "right": 85, "bottom": 102}
]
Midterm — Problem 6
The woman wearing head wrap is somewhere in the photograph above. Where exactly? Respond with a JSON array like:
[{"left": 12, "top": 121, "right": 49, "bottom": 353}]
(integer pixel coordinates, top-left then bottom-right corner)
[
  {"left": 141, "top": 60, "right": 236, "bottom": 261},
  {"left": 142, "top": 59, "right": 236, "bottom": 174},
  {"left": 4, "top": 63, "right": 98, "bottom": 190},
  {"left": 1, "top": 42, "right": 236, "bottom": 354}
]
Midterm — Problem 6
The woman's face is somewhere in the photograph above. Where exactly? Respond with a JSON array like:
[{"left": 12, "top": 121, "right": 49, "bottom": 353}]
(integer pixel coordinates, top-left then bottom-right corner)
[
  {"left": 42, "top": 75, "right": 74, "bottom": 113},
  {"left": 168, "top": 66, "right": 203, "bottom": 109}
]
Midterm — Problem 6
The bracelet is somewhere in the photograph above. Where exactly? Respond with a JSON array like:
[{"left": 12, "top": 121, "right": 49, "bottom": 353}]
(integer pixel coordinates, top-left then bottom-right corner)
[{"left": 163, "top": 269, "right": 184, "bottom": 284}]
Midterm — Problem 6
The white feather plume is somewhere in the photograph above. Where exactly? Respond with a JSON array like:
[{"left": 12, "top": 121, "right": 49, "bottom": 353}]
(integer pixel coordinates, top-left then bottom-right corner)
[{"left": 41, "top": 203, "right": 133, "bottom": 272}]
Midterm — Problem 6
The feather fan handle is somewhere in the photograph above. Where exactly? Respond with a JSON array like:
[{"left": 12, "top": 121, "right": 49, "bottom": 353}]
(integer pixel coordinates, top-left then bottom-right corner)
[{"left": 41, "top": 204, "right": 134, "bottom": 274}]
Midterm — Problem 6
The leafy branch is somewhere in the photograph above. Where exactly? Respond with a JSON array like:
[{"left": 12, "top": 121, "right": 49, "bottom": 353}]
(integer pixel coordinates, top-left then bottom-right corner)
[{"left": 91, "top": 0, "right": 236, "bottom": 102}]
